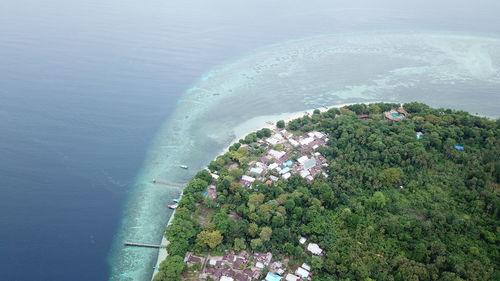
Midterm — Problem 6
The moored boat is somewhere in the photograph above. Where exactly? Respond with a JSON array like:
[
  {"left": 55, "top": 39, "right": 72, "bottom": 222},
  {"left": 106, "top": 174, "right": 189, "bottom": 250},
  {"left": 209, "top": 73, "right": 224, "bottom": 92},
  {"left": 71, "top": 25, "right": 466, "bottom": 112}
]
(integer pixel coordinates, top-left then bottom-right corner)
[{"left": 167, "top": 204, "right": 178, "bottom": 209}]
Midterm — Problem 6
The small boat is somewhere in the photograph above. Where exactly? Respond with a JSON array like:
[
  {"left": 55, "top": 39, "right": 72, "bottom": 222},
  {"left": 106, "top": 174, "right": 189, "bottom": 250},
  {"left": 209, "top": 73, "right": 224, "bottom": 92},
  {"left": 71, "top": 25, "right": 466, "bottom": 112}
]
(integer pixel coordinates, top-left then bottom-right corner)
[
  {"left": 173, "top": 198, "right": 180, "bottom": 203},
  {"left": 168, "top": 204, "right": 178, "bottom": 209},
  {"left": 179, "top": 165, "right": 188, "bottom": 169}
]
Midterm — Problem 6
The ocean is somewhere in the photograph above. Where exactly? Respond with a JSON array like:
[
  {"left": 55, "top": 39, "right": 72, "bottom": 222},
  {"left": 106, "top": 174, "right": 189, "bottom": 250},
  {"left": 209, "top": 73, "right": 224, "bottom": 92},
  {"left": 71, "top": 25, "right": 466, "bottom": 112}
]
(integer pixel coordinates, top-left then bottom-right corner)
[{"left": 1, "top": 1, "right": 499, "bottom": 281}]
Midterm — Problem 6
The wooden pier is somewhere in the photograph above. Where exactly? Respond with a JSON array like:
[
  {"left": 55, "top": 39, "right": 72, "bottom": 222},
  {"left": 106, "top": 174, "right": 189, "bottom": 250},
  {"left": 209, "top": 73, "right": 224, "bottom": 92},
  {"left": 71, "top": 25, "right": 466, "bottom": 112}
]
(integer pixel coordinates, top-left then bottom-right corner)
[
  {"left": 124, "top": 242, "right": 167, "bottom": 248},
  {"left": 151, "top": 179, "right": 185, "bottom": 188}
]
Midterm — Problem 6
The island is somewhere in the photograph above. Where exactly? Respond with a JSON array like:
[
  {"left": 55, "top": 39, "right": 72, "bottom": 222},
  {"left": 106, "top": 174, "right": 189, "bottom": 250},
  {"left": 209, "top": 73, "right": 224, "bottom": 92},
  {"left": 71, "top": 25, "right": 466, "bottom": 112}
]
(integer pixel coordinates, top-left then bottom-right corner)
[{"left": 152, "top": 102, "right": 499, "bottom": 281}]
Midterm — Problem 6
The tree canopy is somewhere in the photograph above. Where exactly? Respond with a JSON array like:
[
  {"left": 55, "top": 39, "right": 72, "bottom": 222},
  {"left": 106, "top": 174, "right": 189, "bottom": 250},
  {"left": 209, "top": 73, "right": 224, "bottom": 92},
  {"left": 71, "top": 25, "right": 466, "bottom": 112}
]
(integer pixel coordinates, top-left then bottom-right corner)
[{"left": 154, "top": 103, "right": 499, "bottom": 281}]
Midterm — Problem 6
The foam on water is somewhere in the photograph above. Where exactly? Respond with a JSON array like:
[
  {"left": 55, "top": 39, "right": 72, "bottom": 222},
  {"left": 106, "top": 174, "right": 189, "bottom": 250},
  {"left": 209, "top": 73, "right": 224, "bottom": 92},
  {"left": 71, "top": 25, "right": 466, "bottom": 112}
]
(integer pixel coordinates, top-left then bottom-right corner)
[{"left": 109, "top": 32, "right": 500, "bottom": 281}]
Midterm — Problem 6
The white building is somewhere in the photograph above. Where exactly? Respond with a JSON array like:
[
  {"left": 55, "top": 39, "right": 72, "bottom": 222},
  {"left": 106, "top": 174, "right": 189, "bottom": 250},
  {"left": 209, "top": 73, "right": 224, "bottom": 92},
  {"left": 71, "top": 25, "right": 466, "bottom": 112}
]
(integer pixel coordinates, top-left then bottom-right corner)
[
  {"left": 289, "top": 139, "right": 300, "bottom": 147},
  {"left": 220, "top": 276, "right": 234, "bottom": 281},
  {"left": 241, "top": 175, "right": 255, "bottom": 183},
  {"left": 273, "top": 133, "right": 284, "bottom": 141},
  {"left": 268, "top": 163, "right": 279, "bottom": 170},
  {"left": 301, "top": 263, "right": 311, "bottom": 271},
  {"left": 269, "top": 150, "right": 286, "bottom": 160},
  {"left": 282, "top": 173, "right": 291, "bottom": 180},
  {"left": 307, "top": 243, "right": 323, "bottom": 255},
  {"left": 300, "top": 169, "right": 310, "bottom": 178},
  {"left": 255, "top": 162, "right": 267, "bottom": 169},
  {"left": 297, "top": 156, "right": 309, "bottom": 165},
  {"left": 299, "top": 137, "right": 314, "bottom": 146},
  {"left": 295, "top": 267, "right": 310, "bottom": 278},
  {"left": 267, "top": 137, "right": 279, "bottom": 145},
  {"left": 280, "top": 129, "right": 292, "bottom": 138},
  {"left": 269, "top": 175, "right": 279, "bottom": 181},
  {"left": 250, "top": 167, "right": 264, "bottom": 175},
  {"left": 285, "top": 274, "right": 300, "bottom": 281},
  {"left": 299, "top": 237, "right": 307, "bottom": 244},
  {"left": 267, "top": 133, "right": 284, "bottom": 145},
  {"left": 313, "top": 131, "right": 324, "bottom": 138}
]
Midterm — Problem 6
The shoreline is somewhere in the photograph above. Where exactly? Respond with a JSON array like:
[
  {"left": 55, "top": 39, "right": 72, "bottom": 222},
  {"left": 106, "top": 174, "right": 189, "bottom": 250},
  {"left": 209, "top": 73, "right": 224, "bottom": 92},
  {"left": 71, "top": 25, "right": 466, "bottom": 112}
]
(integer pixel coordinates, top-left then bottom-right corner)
[
  {"left": 150, "top": 206, "right": 177, "bottom": 281},
  {"left": 150, "top": 102, "right": 380, "bottom": 280},
  {"left": 220, "top": 102, "right": 379, "bottom": 156}
]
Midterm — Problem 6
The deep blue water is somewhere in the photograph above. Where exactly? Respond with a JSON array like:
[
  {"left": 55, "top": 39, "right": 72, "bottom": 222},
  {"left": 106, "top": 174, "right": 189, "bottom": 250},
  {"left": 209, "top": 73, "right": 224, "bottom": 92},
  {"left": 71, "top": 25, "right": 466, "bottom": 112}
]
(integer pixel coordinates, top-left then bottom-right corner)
[{"left": 1, "top": 0, "right": 500, "bottom": 280}]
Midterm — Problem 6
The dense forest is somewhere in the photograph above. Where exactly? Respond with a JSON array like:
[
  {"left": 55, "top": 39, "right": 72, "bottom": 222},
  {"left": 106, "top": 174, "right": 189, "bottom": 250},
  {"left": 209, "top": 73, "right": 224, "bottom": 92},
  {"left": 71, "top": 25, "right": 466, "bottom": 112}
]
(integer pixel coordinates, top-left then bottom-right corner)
[{"left": 153, "top": 102, "right": 499, "bottom": 281}]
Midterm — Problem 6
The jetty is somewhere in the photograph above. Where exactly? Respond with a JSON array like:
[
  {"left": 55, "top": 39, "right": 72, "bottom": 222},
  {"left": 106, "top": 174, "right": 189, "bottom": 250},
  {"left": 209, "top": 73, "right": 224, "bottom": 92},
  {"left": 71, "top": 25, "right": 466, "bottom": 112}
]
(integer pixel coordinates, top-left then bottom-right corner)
[
  {"left": 151, "top": 179, "right": 185, "bottom": 188},
  {"left": 124, "top": 242, "right": 167, "bottom": 248}
]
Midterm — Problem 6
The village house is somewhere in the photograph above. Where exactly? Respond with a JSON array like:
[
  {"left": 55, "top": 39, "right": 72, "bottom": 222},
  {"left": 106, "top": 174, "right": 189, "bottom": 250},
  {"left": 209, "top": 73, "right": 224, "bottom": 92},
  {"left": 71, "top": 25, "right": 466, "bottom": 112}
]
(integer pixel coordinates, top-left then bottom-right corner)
[
  {"left": 299, "top": 136, "right": 314, "bottom": 146},
  {"left": 299, "top": 237, "right": 307, "bottom": 245},
  {"left": 241, "top": 175, "right": 256, "bottom": 187},
  {"left": 184, "top": 252, "right": 203, "bottom": 266},
  {"left": 295, "top": 266, "right": 310, "bottom": 279},
  {"left": 285, "top": 273, "right": 300, "bottom": 281},
  {"left": 250, "top": 167, "right": 264, "bottom": 176},
  {"left": 268, "top": 163, "right": 279, "bottom": 170},
  {"left": 288, "top": 139, "right": 300, "bottom": 147},
  {"left": 267, "top": 133, "right": 284, "bottom": 145},
  {"left": 200, "top": 251, "right": 273, "bottom": 281},
  {"left": 301, "top": 264, "right": 311, "bottom": 272},
  {"left": 268, "top": 150, "right": 286, "bottom": 161},
  {"left": 307, "top": 243, "right": 323, "bottom": 256},
  {"left": 297, "top": 156, "right": 309, "bottom": 165}
]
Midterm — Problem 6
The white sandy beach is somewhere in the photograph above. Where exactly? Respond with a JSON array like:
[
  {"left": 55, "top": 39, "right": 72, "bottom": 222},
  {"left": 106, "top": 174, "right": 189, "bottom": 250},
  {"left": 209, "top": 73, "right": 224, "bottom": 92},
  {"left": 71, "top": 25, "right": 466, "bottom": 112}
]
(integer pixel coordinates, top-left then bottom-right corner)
[
  {"left": 150, "top": 210, "right": 175, "bottom": 281},
  {"left": 228, "top": 102, "right": 372, "bottom": 155}
]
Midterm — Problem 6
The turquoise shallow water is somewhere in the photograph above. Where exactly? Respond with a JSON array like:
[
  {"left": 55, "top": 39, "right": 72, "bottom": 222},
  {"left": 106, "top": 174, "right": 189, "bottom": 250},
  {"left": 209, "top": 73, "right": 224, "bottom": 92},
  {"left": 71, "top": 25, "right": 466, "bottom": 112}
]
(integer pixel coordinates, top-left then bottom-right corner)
[{"left": 109, "top": 32, "right": 500, "bottom": 281}]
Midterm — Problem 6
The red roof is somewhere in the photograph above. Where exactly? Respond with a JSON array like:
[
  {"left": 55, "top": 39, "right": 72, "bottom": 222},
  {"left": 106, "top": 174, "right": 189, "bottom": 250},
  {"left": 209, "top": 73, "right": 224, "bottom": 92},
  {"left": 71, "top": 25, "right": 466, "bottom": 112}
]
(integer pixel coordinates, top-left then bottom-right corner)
[{"left": 357, "top": 114, "right": 370, "bottom": 119}]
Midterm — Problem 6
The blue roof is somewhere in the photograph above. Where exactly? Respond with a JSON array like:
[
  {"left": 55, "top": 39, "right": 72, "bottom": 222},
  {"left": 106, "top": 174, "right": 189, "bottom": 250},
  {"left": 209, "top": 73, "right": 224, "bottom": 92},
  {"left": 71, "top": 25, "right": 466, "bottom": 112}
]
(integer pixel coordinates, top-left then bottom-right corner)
[
  {"left": 284, "top": 160, "right": 293, "bottom": 166},
  {"left": 265, "top": 272, "right": 282, "bottom": 281},
  {"left": 454, "top": 145, "right": 464, "bottom": 150},
  {"left": 280, "top": 167, "right": 290, "bottom": 174}
]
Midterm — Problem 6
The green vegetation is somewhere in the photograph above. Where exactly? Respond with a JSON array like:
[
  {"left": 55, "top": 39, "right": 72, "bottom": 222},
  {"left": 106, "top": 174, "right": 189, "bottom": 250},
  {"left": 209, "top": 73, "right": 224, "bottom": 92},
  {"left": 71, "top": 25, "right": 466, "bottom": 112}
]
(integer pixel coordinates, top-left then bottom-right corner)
[
  {"left": 277, "top": 120, "right": 285, "bottom": 128},
  {"left": 154, "top": 103, "right": 499, "bottom": 281}
]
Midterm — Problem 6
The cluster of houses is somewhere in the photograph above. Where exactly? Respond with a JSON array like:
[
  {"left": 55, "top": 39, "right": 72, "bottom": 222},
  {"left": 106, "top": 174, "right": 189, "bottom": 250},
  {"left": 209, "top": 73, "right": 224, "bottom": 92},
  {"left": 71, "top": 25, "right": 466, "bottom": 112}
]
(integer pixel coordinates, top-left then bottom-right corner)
[
  {"left": 184, "top": 251, "right": 273, "bottom": 281},
  {"left": 239, "top": 128, "right": 330, "bottom": 187},
  {"left": 183, "top": 234, "right": 324, "bottom": 281},
  {"left": 263, "top": 261, "right": 312, "bottom": 281},
  {"left": 184, "top": 125, "right": 331, "bottom": 280},
  {"left": 260, "top": 237, "right": 322, "bottom": 281},
  {"left": 184, "top": 250, "right": 315, "bottom": 281}
]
